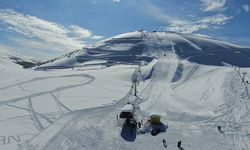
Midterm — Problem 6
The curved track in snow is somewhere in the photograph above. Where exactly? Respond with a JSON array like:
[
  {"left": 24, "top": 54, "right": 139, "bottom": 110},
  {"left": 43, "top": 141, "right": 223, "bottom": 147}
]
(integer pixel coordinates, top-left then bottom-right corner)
[{"left": 0, "top": 74, "right": 95, "bottom": 106}]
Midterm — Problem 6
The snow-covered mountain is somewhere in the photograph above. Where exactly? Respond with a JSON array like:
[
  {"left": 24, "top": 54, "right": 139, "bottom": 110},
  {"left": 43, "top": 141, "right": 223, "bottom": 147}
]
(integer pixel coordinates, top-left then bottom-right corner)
[
  {"left": 1, "top": 31, "right": 250, "bottom": 150},
  {"left": 0, "top": 48, "right": 41, "bottom": 69},
  {"left": 37, "top": 31, "right": 250, "bottom": 70}
]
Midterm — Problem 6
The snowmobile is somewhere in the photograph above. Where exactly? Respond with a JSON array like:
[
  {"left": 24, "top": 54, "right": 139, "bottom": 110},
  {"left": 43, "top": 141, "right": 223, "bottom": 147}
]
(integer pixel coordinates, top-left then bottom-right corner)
[
  {"left": 125, "top": 118, "right": 137, "bottom": 134},
  {"left": 126, "top": 118, "right": 137, "bottom": 127},
  {"left": 119, "top": 104, "right": 134, "bottom": 119}
]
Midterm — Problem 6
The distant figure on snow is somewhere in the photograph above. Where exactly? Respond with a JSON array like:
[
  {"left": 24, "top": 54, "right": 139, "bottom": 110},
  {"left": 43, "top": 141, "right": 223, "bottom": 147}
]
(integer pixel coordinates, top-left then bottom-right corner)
[
  {"left": 218, "top": 125, "right": 224, "bottom": 133},
  {"left": 163, "top": 139, "right": 167, "bottom": 148},
  {"left": 218, "top": 126, "right": 221, "bottom": 131},
  {"left": 138, "top": 122, "right": 141, "bottom": 128},
  {"left": 177, "top": 140, "right": 182, "bottom": 148}
]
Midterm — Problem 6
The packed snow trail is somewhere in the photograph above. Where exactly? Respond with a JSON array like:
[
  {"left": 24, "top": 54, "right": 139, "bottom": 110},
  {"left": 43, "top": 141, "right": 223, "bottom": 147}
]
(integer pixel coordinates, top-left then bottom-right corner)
[
  {"left": 171, "top": 65, "right": 199, "bottom": 89},
  {"left": 140, "top": 32, "right": 212, "bottom": 117}
]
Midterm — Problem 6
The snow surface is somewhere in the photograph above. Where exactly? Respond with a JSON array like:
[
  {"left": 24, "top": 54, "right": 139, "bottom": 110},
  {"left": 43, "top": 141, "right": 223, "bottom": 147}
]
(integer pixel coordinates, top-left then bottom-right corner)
[{"left": 1, "top": 31, "right": 250, "bottom": 150}]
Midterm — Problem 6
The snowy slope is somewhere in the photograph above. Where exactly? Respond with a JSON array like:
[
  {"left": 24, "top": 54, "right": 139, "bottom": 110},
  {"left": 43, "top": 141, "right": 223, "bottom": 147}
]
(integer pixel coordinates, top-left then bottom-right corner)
[
  {"left": 0, "top": 64, "right": 134, "bottom": 150},
  {"left": 37, "top": 31, "right": 250, "bottom": 69},
  {"left": 1, "top": 31, "right": 250, "bottom": 150}
]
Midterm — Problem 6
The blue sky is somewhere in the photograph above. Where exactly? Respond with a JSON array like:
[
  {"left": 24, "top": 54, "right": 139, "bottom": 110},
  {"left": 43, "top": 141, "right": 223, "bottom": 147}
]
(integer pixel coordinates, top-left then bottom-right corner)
[{"left": 0, "top": 0, "right": 249, "bottom": 59}]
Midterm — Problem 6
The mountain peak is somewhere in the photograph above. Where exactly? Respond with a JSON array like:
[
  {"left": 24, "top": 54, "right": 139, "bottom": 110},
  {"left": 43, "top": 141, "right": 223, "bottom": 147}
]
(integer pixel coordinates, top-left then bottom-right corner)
[{"left": 36, "top": 31, "right": 250, "bottom": 70}]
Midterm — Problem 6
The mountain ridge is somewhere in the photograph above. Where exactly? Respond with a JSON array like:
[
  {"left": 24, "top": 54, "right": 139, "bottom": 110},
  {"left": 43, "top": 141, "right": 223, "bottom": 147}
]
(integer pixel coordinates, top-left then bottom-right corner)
[{"left": 36, "top": 31, "right": 250, "bottom": 69}]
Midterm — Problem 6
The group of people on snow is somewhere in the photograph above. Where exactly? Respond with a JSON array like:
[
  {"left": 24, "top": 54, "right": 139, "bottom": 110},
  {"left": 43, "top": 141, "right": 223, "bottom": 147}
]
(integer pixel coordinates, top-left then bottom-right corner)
[{"left": 162, "top": 139, "right": 183, "bottom": 149}]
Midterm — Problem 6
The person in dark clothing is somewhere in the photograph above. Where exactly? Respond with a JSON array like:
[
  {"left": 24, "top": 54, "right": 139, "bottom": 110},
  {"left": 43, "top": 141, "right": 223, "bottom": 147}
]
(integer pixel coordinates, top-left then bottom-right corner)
[
  {"left": 218, "top": 126, "right": 221, "bottom": 131},
  {"left": 138, "top": 122, "right": 141, "bottom": 128},
  {"left": 218, "top": 125, "right": 224, "bottom": 133},
  {"left": 177, "top": 140, "right": 181, "bottom": 148},
  {"left": 163, "top": 139, "right": 167, "bottom": 148}
]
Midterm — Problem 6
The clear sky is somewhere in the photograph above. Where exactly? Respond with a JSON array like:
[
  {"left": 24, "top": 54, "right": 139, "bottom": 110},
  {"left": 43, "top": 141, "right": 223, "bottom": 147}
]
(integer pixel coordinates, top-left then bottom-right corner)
[{"left": 0, "top": 0, "right": 249, "bottom": 59}]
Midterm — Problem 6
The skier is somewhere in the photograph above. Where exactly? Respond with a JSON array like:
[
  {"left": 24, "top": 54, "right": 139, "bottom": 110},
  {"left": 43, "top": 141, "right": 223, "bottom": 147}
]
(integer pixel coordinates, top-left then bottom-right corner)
[
  {"left": 218, "top": 126, "right": 221, "bottom": 131},
  {"left": 138, "top": 122, "right": 141, "bottom": 128},
  {"left": 218, "top": 125, "right": 224, "bottom": 133},
  {"left": 163, "top": 139, "right": 167, "bottom": 149},
  {"left": 177, "top": 140, "right": 181, "bottom": 149}
]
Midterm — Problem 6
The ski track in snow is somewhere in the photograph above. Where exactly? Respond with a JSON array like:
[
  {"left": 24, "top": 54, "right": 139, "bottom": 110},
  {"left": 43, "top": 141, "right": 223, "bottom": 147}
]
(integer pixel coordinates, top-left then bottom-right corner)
[
  {"left": 28, "top": 98, "right": 44, "bottom": 132},
  {"left": 0, "top": 74, "right": 95, "bottom": 106},
  {"left": 6, "top": 104, "right": 53, "bottom": 124},
  {"left": 212, "top": 69, "right": 250, "bottom": 150},
  {"left": 0, "top": 73, "right": 95, "bottom": 149}
]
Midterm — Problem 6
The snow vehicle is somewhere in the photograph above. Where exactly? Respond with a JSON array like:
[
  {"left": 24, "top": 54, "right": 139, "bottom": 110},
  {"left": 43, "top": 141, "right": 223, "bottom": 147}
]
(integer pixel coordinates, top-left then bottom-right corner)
[
  {"left": 151, "top": 128, "right": 161, "bottom": 136},
  {"left": 126, "top": 118, "right": 137, "bottom": 128},
  {"left": 125, "top": 118, "right": 137, "bottom": 134},
  {"left": 119, "top": 104, "right": 134, "bottom": 119},
  {"left": 119, "top": 111, "right": 133, "bottom": 119}
]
